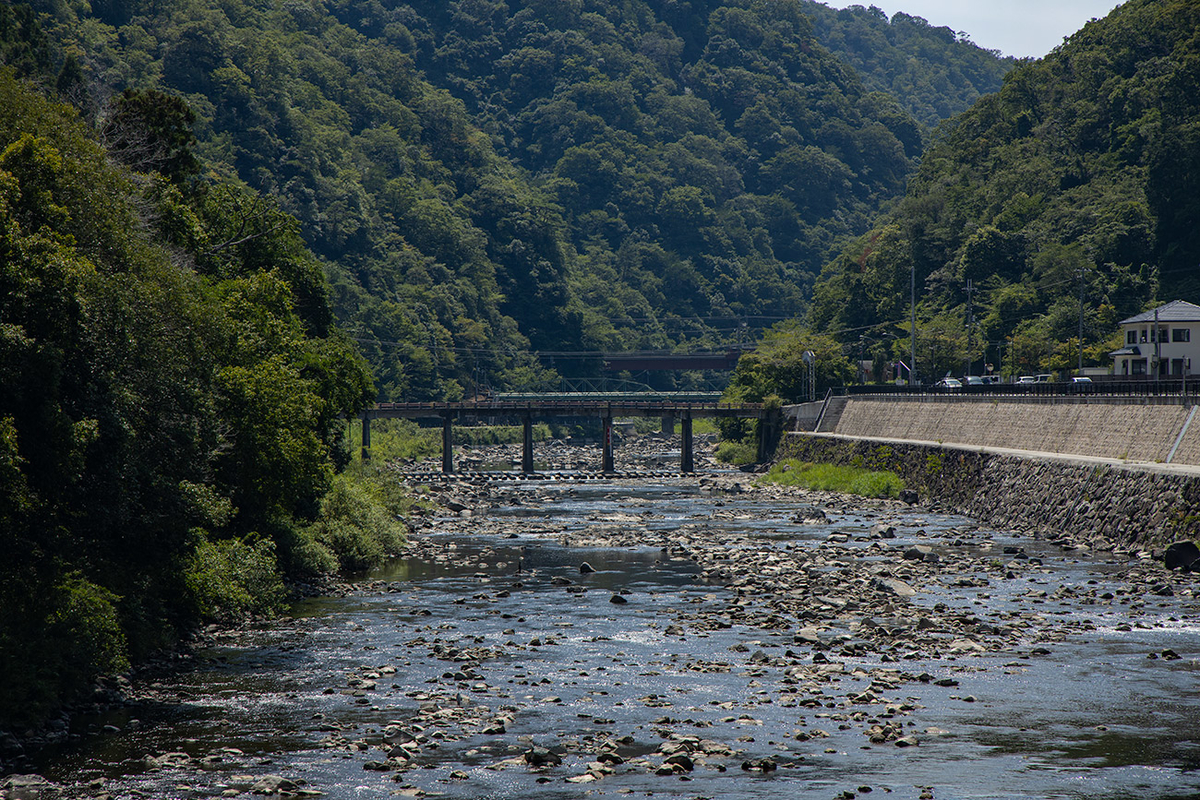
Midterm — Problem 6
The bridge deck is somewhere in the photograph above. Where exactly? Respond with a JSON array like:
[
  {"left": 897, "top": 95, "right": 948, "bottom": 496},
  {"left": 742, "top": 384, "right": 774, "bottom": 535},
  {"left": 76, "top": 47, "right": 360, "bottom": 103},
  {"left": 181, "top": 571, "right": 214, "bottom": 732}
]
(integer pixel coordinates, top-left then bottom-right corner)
[{"left": 369, "top": 400, "right": 769, "bottom": 420}]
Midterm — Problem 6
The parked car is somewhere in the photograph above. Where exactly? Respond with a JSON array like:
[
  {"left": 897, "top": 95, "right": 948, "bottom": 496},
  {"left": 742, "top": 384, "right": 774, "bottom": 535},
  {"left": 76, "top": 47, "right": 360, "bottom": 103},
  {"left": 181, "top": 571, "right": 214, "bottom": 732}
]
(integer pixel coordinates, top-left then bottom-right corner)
[
  {"left": 1072, "top": 376, "right": 1093, "bottom": 384},
  {"left": 1034, "top": 373, "right": 1053, "bottom": 383},
  {"left": 961, "top": 376, "right": 984, "bottom": 386},
  {"left": 1016, "top": 375, "right": 1036, "bottom": 385},
  {"left": 935, "top": 377, "right": 963, "bottom": 390}
]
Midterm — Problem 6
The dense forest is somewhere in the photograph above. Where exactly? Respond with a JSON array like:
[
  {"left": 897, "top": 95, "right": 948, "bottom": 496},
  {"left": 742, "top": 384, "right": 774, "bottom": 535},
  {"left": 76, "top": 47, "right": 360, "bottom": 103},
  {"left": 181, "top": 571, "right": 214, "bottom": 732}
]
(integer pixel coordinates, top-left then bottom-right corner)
[
  {"left": 12, "top": 0, "right": 1013, "bottom": 398},
  {"left": 11, "top": 0, "right": 1190, "bottom": 732},
  {"left": 0, "top": 31, "right": 424, "bottom": 725},
  {"left": 801, "top": 0, "right": 1200, "bottom": 385}
]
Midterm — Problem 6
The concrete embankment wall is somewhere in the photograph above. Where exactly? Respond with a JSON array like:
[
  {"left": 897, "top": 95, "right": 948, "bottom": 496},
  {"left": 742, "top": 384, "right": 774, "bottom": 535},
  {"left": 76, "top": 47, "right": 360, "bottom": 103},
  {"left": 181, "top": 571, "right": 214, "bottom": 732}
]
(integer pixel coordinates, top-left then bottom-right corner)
[
  {"left": 777, "top": 435, "right": 1200, "bottom": 552},
  {"left": 832, "top": 395, "right": 1200, "bottom": 466}
]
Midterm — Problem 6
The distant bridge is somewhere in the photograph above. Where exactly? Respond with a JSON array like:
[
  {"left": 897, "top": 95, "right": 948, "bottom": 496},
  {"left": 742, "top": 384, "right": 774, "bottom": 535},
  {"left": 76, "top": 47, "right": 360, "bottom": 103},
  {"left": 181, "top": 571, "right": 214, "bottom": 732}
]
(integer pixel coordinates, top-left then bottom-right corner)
[
  {"left": 362, "top": 395, "right": 781, "bottom": 474},
  {"left": 601, "top": 349, "right": 746, "bottom": 372}
]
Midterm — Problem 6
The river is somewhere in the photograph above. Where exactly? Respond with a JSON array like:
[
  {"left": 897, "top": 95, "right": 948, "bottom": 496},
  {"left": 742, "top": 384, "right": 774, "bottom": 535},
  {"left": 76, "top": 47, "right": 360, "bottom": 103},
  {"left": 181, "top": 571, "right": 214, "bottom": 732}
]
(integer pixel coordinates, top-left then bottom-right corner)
[{"left": 25, "top": 473, "right": 1200, "bottom": 799}]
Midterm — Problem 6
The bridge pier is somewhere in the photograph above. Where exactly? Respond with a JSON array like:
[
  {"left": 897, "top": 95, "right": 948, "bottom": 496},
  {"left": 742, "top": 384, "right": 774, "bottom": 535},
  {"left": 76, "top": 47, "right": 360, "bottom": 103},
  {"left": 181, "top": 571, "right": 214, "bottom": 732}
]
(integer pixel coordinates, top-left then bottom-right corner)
[
  {"left": 681, "top": 413, "right": 693, "bottom": 473},
  {"left": 661, "top": 413, "right": 675, "bottom": 436},
  {"left": 602, "top": 415, "right": 614, "bottom": 473},
  {"left": 441, "top": 413, "right": 454, "bottom": 474},
  {"left": 756, "top": 408, "right": 783, "bottom": 463},
  {"left": 522, "top": 412, "right": 534, "bottom": 473},
  {"left": 361, "top": 413, "right": 372, "bottom": 462}
]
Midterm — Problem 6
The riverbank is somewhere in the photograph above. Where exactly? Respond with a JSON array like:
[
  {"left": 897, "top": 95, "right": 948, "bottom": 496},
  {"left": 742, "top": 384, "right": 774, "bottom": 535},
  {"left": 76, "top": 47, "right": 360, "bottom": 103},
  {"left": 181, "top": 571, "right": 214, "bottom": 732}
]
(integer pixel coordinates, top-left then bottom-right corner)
[
  {"left": 8, "top": 438, "right": 1199, "bottom": 799},
  {"left": 779, "top": 433, "right": 1200, "bottom": 554}
]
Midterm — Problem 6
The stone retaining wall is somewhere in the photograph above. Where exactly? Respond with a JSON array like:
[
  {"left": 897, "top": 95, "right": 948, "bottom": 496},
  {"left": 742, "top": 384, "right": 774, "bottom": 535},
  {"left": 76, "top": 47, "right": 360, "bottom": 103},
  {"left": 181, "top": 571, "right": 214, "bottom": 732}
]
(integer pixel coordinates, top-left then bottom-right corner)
[
  {"left": 833, "top": 396, "right": 1200, "bottom": 465},
  {"left": 777, "top": 435, "right": 1200, "bottom": 552}
]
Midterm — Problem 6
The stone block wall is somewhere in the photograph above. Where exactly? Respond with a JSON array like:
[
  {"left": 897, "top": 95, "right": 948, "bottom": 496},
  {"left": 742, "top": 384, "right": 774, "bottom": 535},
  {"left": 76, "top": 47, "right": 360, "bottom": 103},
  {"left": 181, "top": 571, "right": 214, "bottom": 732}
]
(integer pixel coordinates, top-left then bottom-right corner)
[{"left": 777, "top": 435, "right": 1200, "bottom": 552}]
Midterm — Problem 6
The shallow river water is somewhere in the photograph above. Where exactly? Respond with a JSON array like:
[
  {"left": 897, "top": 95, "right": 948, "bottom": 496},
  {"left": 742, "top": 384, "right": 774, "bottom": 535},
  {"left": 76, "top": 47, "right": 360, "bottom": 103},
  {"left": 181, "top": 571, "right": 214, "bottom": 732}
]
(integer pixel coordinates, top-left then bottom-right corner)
[{"left": 32, "top": 478, "right": 1200, "bottom": 799}]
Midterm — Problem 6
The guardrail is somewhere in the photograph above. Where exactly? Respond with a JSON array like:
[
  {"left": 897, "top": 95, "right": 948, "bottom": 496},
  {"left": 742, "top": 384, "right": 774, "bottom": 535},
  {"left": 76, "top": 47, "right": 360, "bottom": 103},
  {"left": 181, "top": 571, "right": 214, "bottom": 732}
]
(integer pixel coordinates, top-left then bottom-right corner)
[{"left": 835, "top": 380, "right": 1200, "bottom": 399}]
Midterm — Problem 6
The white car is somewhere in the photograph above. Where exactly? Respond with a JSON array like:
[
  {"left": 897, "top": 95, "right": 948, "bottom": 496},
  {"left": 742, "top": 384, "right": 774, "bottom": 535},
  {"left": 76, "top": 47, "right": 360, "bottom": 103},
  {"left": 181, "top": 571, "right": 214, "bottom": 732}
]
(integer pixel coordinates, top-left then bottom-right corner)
[{"left": 936, "top": 377, "right": 963, "bottom": 390}]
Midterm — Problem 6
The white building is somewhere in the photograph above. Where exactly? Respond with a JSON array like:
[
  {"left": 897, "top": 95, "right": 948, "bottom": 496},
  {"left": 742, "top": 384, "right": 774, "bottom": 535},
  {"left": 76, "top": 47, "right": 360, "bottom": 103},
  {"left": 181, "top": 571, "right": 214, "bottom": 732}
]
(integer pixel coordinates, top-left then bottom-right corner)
[{"left": 1111, "top": 300, "right": 1200, "bottom": 378}]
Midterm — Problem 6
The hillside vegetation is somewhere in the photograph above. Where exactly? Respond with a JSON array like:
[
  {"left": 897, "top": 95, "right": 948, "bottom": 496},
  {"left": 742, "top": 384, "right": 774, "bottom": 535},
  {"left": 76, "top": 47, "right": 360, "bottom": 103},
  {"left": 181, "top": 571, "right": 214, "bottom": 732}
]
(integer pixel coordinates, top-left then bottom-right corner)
[
  {"left": 802, "top": 0, "right": 1200, "bottom": 383},
  {"left": 0, "top": 0, "right": 1020, "bottom": 725},
  {"left": 0, "top": 64, "right": 426, "bottom": 726},
  {"left": 20, "top": 0, "right": 1012, "bottom": 396},
  {"left": 799, "top": 1, "right": 1018, "bottom": 128}
]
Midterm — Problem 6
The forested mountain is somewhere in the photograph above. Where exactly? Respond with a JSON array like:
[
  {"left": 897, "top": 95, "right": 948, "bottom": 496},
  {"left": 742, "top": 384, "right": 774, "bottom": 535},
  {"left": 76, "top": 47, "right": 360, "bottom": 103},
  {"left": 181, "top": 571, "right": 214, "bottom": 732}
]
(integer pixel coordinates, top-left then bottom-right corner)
[
  {"left": 798, "top": 1, "right": 1019, "bottom": 128},
  {"left": 806, "top": 0, "right": 1200, "bottom": 382},
  {"left": 14, "top": 0, "right": 1012, "bottom": 397}
]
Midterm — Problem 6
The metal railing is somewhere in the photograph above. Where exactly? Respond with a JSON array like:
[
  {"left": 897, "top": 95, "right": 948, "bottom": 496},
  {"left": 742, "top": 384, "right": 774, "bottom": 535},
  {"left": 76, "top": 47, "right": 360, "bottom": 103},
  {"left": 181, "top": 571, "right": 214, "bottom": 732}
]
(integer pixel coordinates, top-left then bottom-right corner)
[{"left": 835, "top": 379, "right": 1200, "bottom": 400}]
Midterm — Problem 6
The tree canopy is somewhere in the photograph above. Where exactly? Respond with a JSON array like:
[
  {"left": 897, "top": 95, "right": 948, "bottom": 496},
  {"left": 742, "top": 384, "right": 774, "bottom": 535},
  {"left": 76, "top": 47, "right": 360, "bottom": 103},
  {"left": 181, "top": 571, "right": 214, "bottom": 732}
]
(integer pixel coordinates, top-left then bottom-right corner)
[
  {"left": 806, "top": 0, "right": 1200, "bottom": 382},
  {"left": 0, "top": 68, "right": 374, "bottom": 726},
  {"left": 14, "top": 0, "right": 1013, "bottom": 396}
]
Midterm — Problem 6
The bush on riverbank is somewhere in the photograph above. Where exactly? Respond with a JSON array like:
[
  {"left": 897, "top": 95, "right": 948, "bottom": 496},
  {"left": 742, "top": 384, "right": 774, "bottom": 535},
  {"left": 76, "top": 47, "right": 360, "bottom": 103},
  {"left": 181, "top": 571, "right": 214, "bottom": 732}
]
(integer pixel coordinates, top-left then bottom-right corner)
[
  {"left": 184, "top": 536, "right": 287, "bottom": 622},
  {"left": 761, "top": 459, "right": 904, "bottom": 498},
  {"left": 302, "top": 469, "right": 418, "bottom": 573},
  {"left": 715, "top": 439, "right": 758, "bottom": 465}
]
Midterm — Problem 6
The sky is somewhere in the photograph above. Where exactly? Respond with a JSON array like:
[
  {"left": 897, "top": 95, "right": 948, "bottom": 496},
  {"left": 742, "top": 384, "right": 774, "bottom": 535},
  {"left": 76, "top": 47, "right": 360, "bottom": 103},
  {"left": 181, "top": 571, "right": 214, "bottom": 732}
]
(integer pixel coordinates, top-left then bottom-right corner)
[{"left": 821, "top": 0, "right": 1125, "bottom": 58}]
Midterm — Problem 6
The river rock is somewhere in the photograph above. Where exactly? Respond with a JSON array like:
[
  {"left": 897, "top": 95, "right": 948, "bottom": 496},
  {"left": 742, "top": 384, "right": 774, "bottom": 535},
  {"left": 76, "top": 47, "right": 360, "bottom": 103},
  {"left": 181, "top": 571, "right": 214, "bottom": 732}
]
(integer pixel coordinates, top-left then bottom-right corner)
[
  {"left": 251, "top": 775, "right": 300, "bottom": 795},
  {"left": 663, "top": 753, "right": 694, "bottom": 772},
  {"left": 579, "top": 561, "right": 596, "bottom": 574},
  {"left": 1, "top": 774, "right": 59, "bottom": 800},
  {"left": 524, "top": 747, "right": 562, "bottom": 767},
  {"left": 874, "top": 577, "right": 916, "bottom": 598},
  {"left": 1164, "top": 541, "right": 1200, "bottom": 571}
]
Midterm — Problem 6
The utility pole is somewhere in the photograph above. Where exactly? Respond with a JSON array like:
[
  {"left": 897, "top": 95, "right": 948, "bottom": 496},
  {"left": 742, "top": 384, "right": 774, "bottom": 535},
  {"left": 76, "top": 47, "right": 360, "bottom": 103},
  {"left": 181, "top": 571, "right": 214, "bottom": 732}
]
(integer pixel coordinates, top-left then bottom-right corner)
[
  {"left": 910, "top": 262, "right": 918, "bottom": 386},
  {"left": 1077, "top": 266, "right": 1086, "bottom": 375},
  {"left": 964, "top": 278, "right": 974, "bottom": 376}
]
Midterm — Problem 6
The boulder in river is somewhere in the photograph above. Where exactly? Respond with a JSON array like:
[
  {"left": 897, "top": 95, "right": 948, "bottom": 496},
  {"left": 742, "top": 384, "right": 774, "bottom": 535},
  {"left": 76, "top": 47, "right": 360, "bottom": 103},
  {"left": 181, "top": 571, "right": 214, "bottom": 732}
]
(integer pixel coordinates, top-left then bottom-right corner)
[
  {"left": 1, "top": 774, "right": 59, "bottom": 800},
  {"left": 251, "top": 775, "right": 300, "bottom": 795},
  {"left": 1164, "top": 540, "right": 1200, "bottom": 572},
  {"left": 524, "top": 747, "right": 562, "bottom": 767}
]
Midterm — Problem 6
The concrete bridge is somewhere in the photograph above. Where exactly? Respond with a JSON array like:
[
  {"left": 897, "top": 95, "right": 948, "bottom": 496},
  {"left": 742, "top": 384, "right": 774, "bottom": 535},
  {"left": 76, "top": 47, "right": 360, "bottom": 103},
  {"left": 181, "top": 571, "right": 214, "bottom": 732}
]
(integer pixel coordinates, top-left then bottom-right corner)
[{"left": 361, "top": 397, "right": 781, "bottom": 474}]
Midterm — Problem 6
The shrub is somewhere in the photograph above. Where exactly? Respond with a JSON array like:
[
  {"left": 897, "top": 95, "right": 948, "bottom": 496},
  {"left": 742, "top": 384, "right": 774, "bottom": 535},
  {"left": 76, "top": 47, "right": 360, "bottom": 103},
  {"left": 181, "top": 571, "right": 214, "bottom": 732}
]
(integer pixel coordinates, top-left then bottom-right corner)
[
  {"left": 183, "top": 534, "right": 286, "bottom": 622},
  {"left": 715, "top": 439, "right": 757, "bottom": 465},
  {"left": 51, "top": 575, "right": 130, "bottom": 678},
  {"left": 305, "top": 472, "right": 407, "bottom": 572}
]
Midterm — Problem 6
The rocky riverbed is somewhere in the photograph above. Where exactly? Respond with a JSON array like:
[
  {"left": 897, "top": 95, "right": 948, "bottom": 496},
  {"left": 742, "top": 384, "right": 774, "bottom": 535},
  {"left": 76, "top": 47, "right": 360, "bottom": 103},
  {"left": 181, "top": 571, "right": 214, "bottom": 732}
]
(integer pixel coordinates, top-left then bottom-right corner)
[{"left": 7, "top": 437, "right": 1200, "bottom": 800}]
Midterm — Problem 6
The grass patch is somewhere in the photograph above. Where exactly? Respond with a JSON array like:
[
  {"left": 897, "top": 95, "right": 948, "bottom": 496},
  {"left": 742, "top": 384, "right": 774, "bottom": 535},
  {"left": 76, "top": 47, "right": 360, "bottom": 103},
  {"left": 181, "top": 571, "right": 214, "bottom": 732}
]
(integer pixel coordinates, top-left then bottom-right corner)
[
  {"left": 761, "top": 459, "right": 904, "bottom": 499},
  {"left": 714, "top": 439, "right": 757, "bottom": 465}
]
